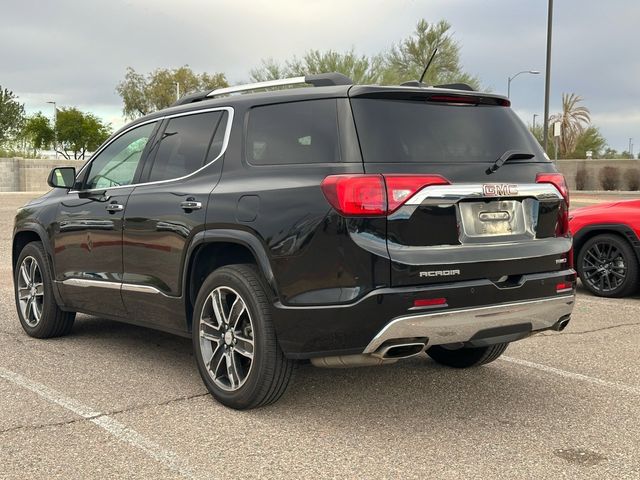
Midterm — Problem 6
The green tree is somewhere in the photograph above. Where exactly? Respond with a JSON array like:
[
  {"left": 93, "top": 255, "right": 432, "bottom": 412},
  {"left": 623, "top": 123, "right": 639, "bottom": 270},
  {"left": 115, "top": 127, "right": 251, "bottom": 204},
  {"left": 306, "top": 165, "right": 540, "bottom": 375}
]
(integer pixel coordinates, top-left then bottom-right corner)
[
  {"left": 381, "top": 19, "right": 480, "bottom": 87},
  {"left": 249, "top": 19, "right": 480, "bottom": 88},
  {"left": 22, "top": 113, "right": 55, "bottom": 156},
  {"left": 572, "top": 126, "right": 606, "bottom": 159},
  {"left": 55, "top": 108, "right": 111, "bottom": 159},
  {"left": 116, "top": 66, "right": 228, "bottom": 119},
  {"left": 0, "top": 86, "right": 26, "bottom": 145}
]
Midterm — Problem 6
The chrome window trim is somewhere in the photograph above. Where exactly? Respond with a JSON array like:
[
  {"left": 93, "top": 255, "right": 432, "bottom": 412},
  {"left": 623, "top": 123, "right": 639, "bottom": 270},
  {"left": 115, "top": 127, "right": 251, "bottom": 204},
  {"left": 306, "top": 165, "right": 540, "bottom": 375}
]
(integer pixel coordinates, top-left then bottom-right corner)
[
  {"left": 405, "top": 183, "right": 563, "bottom": 206},
  {"left": 70, "top": 106, "right": 234, "bottom": 194}
]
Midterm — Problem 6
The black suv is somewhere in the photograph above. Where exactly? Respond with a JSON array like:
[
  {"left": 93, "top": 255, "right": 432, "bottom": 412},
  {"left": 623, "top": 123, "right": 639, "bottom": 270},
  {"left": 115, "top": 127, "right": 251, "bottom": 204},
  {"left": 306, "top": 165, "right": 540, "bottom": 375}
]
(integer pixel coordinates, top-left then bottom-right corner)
[{"left": 12, "top": 73, "right": 575, "bottom": 409}]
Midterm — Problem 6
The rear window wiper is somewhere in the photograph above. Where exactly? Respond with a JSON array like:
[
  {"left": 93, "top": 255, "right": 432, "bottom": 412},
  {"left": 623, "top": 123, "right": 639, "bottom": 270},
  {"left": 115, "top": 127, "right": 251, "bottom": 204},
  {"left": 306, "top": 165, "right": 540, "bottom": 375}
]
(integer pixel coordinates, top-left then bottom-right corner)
[{"left": 486, "top": 150, "right": 535, "bottom": 174}]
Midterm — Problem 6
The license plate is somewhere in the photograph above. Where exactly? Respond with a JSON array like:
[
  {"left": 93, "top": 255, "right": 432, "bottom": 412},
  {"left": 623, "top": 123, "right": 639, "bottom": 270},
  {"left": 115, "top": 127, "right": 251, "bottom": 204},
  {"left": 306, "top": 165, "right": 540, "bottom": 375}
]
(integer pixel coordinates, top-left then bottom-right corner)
[{"left": 459, "top": 200, "right": 525, "bottom": 237}]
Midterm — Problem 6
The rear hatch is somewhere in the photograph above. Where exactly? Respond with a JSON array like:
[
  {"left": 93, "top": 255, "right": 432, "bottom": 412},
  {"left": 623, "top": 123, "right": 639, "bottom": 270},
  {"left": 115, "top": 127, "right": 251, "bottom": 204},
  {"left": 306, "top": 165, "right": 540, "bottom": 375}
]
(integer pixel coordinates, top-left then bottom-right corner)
[{"left": 348, "top": 87, "right": 571, "bottom": 287}]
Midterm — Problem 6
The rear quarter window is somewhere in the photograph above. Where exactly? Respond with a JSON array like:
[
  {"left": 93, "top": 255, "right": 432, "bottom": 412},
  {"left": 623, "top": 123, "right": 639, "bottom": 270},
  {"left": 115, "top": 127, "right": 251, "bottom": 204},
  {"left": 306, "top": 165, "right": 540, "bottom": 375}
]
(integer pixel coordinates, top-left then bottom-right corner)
[{"left": 246, "top": 99, "right": 341, "bottom": 165}]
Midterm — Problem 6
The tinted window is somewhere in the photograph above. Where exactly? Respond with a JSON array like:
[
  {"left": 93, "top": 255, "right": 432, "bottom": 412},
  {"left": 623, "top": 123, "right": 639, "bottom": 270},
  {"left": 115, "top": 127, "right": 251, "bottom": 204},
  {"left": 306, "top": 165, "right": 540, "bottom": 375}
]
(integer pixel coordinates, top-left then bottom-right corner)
[
  {"left": 351, "top": 98, "right": 546, "bottom": 163},
  {"left": 247, "top": 99, "right": 339, "bottom": 165},
  {"left": 148, "top": 111, "right": 225, "bottom": 182},
  {"left": 85, "top": 122, "right": 156, "bottom": 189}
]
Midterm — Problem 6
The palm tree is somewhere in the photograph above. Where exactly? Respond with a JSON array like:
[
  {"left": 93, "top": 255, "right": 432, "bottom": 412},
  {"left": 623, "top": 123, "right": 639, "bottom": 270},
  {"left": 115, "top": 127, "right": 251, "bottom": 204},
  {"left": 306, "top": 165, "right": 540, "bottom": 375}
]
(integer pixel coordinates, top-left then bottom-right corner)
[{"left": 549, "top": 93, "right": 591, "bottom": 157}]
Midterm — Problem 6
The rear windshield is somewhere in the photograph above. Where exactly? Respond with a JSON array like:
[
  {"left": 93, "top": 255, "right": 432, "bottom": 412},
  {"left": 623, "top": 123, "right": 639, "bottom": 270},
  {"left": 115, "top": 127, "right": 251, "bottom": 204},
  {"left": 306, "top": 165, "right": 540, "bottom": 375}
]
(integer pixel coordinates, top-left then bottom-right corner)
[{"left": 351, "top": 98, "right": 546, "bottom": 164}]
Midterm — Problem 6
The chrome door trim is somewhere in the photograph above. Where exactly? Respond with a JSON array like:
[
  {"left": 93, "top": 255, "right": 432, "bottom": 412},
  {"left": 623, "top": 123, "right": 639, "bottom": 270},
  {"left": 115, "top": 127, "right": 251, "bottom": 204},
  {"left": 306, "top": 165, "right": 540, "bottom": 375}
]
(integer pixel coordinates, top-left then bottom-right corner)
[
  {"left": 59, "top": 279, "right": 172, "bottom": 297},
  {"left": 69, "top": 106, "right": 234, "bottom": 194},
  {"left": 405, "top": 183, "right": 563, "bottom": 206}
]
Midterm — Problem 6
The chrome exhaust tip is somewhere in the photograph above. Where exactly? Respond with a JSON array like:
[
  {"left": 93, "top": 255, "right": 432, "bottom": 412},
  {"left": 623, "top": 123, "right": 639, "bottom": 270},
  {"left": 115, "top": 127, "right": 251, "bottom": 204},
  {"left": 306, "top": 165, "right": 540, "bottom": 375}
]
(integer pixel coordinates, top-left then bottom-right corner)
[
  {"left": 372, "top": 341, "right": 426, "bottom": 360},
  {"left": 551, "top": 315, "right": 571, "bottom": 332}
]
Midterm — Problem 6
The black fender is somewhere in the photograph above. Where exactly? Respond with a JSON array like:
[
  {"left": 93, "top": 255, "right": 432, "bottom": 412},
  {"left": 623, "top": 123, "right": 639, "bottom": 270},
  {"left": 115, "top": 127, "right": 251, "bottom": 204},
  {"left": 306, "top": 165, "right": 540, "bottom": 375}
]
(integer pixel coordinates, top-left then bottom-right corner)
[
  {"left": 13, "top": 223, "right": 67, "bottom": 308},
  {"left": 181, "top": 228, "right": 278, "bottom": 299},
  {"left": 573, "top": 223, "right": 640, "bottom": 261}
]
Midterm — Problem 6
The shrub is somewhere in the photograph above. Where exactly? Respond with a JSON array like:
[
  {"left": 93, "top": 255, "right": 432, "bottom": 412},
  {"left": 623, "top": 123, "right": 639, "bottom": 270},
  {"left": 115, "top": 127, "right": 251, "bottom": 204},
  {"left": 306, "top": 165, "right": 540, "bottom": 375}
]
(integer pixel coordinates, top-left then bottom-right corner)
[
  {"left": 575, "top": 167, "right": 590, "bottom": 190},
  {"left": 599, "top": 166, "right": 621, "bottom": 191},
  {"left": 626, "top": 168, "right": 640, "bottom": 191}
]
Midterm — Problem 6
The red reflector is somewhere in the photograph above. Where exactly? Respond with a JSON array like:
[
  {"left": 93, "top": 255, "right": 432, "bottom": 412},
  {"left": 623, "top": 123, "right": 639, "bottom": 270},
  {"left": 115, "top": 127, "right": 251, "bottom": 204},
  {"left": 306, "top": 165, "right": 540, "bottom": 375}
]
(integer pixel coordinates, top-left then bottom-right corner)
[
  {"left": 556, "top": 282, "right": 572, "bottom": 292},
  {"left": 321, "top": 174, "right": 450, "bottom": 217},
  {"left": 414, "top": 297, "right": 447, "bottom": 307}
]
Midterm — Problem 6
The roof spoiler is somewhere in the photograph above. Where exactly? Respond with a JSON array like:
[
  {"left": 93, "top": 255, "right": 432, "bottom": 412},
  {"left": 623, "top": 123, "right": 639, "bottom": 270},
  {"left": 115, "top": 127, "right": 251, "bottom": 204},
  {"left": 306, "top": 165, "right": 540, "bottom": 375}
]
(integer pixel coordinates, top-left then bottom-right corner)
[{"left": 400, "top": 80, "right": 476, "bottom": 92}]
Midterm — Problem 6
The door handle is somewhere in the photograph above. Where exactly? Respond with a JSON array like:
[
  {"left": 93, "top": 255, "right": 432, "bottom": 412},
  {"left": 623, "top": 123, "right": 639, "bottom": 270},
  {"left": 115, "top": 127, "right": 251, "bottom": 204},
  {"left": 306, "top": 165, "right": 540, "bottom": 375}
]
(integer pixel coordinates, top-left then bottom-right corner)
[
  {"left": 105, "top": 203, "right": 124, "bottom": 212},
  {"left": 180, "top": 201, "right": 202, "bottom": 211}
]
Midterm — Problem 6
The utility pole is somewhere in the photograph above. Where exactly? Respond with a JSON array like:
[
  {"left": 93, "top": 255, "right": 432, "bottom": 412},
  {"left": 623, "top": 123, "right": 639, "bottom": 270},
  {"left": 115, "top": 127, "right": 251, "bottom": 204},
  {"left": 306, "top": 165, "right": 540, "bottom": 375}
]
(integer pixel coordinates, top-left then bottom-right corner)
[
  {"left": 630, "top": 138, "right": 634, "bottom": 159},
  {"left": 47, "top": 101, "right": 57, "bottom": 160},
  {"left": 542, "top": 0, "right": 553, "bottom": 152},
  {"left": 533, "top": 113, "right": 539, "bottom": 130},
  {"left": 176, "top": 82, "right": 180, "bottom": 101}
]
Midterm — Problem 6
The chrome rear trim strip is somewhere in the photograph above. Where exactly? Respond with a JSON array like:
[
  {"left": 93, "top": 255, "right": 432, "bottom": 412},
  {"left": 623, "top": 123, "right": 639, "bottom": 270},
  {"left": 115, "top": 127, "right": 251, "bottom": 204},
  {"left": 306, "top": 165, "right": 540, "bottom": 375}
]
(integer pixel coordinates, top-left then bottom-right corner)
[
  {"left": 363, "top": 295, "right": 575, "bottom": 353},
  {"left": 405, "top": 183, "right": 563, "bottom": 206}
]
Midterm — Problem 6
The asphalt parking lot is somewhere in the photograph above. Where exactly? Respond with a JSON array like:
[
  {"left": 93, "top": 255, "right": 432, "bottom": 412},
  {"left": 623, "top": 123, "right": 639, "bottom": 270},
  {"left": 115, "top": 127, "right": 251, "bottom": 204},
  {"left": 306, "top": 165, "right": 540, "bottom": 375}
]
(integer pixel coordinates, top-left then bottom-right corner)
[{"left": 1, "top": 192, "right": 639, "bottom": 479}]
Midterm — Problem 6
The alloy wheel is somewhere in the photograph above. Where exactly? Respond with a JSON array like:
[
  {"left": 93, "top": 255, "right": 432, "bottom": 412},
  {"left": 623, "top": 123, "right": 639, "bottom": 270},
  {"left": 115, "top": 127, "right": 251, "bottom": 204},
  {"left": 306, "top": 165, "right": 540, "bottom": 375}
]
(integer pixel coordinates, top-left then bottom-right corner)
[
  {"left": 198, "top": 286, "right": 255, "bottom": 391},
  {"left": 17, "top": 256, "right": 44, "bottom": 327},
  {"left": 581, "top": 242, "right": 627, "bottom": 293}
]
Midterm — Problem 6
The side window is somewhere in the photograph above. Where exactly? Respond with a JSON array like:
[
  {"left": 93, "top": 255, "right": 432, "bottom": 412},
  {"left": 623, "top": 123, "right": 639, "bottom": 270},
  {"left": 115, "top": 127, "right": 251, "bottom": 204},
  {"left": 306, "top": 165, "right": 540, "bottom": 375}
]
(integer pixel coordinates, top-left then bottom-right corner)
[
  {"left": 147, "top": 111, "right": 225, "bottom": 182},
  {"left": 84, "top": 122, "right": 156, "bottom": 190},
  {"left": 246, "top": 99, "right": 340, "bottom": 165}
]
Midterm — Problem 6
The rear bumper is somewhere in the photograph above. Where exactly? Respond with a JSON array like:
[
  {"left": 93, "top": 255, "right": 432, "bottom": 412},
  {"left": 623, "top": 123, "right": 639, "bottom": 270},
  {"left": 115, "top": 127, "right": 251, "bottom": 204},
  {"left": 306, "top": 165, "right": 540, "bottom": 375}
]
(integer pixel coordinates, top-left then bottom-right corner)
[
  {"left": 272, "top": 269, "right": 576, "bottom": 359},
  {"left": 363, "top": 295, "right": 574, "bottom": 353}
]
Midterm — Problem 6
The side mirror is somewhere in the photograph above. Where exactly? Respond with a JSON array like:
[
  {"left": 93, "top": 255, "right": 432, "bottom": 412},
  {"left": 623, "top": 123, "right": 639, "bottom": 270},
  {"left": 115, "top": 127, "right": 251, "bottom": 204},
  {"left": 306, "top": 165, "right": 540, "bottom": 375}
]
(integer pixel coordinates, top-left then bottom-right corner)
[{"left": 47, "top": 167, "right": 76, "bottom": 189}]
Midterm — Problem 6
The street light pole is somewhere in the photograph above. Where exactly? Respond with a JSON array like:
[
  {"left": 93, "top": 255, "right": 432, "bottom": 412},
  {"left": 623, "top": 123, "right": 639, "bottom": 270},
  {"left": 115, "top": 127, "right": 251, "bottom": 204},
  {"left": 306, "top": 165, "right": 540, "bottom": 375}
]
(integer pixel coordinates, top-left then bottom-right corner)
[
  {"left": 533, "top": 113, "right": 539, "bottom": 130},
  {"left": 507, "top": 70, "right": 540, "bottom": 99},
  {"left": 46, "top": 101, "right": 57, "bottom": 160},
  {"left": 176, "top": 82, "right": 180, "bottom": 101},
  {"left": 543, "top": 0, "right": 554, "bottom": 152}
]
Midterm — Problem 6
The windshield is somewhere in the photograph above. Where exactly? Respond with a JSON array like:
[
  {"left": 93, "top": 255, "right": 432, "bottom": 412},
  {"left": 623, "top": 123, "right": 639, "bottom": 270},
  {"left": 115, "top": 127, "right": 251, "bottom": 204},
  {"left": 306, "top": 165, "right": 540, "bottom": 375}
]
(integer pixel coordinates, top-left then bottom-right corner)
[{"left": 351, "top": 98, "right": 546, "bottom": 164}]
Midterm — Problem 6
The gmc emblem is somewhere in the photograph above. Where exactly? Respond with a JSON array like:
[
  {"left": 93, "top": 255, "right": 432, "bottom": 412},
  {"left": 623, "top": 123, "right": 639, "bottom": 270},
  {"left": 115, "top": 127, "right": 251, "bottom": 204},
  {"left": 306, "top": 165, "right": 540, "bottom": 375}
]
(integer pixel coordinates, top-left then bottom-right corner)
[{"left": 482, "top": 184, "right": 518, "bottom": 196}]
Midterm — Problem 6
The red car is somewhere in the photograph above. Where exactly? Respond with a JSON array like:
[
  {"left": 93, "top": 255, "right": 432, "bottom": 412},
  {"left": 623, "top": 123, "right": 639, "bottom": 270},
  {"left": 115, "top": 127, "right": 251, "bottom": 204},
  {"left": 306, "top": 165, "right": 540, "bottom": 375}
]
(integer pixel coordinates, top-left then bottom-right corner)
[{"left": 570, "top": 200, "right": 640, "bottom": 297}]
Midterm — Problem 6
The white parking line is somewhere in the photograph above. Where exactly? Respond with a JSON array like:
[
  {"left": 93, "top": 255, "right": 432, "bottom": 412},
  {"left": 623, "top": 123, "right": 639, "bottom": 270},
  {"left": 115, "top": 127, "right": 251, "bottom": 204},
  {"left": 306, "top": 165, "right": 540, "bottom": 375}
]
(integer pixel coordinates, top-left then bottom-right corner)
[
  {"left": 0, "top": 367, "right": 201, "bottom": 480},
  {"left": 501, "top": 356, "right": 640, "bottom": 396}
]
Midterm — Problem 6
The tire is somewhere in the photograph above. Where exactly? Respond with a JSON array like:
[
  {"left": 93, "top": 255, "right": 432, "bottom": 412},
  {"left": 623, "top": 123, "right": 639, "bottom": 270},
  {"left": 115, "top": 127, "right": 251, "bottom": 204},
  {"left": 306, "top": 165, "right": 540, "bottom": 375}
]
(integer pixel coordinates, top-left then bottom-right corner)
[
  {"left": 14, "top": 242, "right": 75, "bottom": 338},
  {"left": 577, "top": 233, "right": 639, "bottom": 298},
  {"left": 192, "top": 264, "right": 294, "bottom": 410},
  {"left": 427, "top": 343, "right": 508, "bottom": 368}
]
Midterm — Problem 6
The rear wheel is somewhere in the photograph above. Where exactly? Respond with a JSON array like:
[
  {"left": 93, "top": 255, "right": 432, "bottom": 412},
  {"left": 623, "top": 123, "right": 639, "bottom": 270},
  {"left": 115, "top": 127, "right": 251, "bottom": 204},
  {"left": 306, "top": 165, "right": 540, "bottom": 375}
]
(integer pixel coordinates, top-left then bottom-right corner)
[
  {"left": 577, "top": 233, "right": 638, "bottom": 298},
  {"left": 427, "top": 343, "right": 508, "bottom": 368},
  {"left": 192, "top": 264, "right": 294, "bottom": 410},
  {"left": 14, "top": 242, "right": 75, "bottom": 338}
]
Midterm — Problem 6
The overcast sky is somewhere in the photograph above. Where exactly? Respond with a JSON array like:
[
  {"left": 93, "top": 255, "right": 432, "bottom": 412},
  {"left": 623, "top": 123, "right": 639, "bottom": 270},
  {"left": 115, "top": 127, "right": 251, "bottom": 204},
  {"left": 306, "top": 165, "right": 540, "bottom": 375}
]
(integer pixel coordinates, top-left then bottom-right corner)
[{"left": 2, "top": 0, "right": 639, "bottom": 153}]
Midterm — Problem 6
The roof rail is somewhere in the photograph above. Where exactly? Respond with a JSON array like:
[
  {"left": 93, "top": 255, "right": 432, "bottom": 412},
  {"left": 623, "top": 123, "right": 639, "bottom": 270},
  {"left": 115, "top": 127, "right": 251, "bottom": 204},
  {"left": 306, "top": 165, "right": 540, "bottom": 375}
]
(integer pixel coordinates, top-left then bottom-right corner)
[
  {"left": 206, "top": 72, "right": 353, "bottom": 98},
  {"left": 171, "top": 72, "right": 353, "bottom": 107}
]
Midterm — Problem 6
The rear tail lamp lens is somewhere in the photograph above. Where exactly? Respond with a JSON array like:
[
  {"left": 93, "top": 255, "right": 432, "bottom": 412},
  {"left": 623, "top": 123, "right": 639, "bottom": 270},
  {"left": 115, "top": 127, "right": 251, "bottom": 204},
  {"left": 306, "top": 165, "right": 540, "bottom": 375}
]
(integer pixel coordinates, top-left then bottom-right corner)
[
  {"left": 536, "top": 173, "right": 570, "bottom": 236},
  {"left": 321, "top": 174, "right": 449, "bottom": 217}
]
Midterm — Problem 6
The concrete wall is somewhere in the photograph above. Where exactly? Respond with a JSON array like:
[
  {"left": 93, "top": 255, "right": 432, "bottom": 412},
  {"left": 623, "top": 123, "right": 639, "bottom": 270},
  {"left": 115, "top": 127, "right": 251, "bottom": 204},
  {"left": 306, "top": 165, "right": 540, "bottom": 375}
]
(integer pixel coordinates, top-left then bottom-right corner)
[
  {"left": 2, "top": 157, "right": 640, "bottom": 192},
  {"left": 0, "top": 158, "right": 85, "bottom": 192},
  {"left": 556, "top": 159, "right": 640, "bottom": 191}
]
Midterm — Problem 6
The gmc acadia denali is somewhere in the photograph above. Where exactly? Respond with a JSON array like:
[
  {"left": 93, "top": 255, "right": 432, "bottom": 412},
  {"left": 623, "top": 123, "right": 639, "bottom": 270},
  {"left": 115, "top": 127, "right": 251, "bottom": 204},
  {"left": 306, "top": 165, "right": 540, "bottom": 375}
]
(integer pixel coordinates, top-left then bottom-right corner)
[{"left": 12, "top": 73, "right": 576, "bottom": 409}]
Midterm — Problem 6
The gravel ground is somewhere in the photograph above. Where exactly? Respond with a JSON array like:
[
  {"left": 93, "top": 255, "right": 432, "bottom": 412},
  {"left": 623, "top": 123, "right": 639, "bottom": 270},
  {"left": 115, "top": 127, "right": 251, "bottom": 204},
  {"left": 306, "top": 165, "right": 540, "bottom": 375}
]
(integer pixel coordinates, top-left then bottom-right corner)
[{"left": 1, "top": 192, "right": 639, "bottom": 479}]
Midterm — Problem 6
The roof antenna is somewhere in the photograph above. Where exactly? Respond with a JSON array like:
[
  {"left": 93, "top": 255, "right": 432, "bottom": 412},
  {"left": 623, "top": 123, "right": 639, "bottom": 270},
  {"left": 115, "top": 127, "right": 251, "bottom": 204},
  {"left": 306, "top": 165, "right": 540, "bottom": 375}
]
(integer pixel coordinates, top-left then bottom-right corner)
[{"left": 418, "top": 47, "right": 438, "bottom": 84}]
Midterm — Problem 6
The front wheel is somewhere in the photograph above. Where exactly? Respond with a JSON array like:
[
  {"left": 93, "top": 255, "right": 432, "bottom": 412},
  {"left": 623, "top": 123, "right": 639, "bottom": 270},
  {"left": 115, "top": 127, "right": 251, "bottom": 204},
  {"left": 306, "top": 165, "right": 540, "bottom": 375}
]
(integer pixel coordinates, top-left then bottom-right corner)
[
  {"left": 14, "top": 242, "right": 75, "bottom": 338},
  {"left": 427, "top": 343, "right": 508, "bottom": 368},
  {"left": 192, "top": 265, "right": 294, "bottom": 410}
]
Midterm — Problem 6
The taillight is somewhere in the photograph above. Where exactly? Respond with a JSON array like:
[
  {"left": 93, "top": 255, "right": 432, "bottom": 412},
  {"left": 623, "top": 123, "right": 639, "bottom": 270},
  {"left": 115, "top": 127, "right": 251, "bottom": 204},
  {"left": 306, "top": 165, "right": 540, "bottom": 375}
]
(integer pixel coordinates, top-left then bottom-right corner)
[
  {"left": 321, "top": 174, "right": 450, "bottom": 217},
  {"left": 536, "top": 173, "right": 569, "bottom": 207},
  {"left": 320, "top": 175, "right": 386, "bottom": 216},
  {"left": 384, "top": 175, "right": 449, "bottom": 212},
  {"left": 536, "top": 173, "right": 570, "bottom": 236}
]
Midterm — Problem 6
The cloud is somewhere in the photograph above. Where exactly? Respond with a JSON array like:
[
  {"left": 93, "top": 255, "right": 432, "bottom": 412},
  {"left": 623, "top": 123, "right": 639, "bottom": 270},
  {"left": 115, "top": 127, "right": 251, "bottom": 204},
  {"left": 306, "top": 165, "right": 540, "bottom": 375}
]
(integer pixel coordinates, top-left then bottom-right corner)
[{"left": 2, "top": 0, "right": 638, "bottom": 150}]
